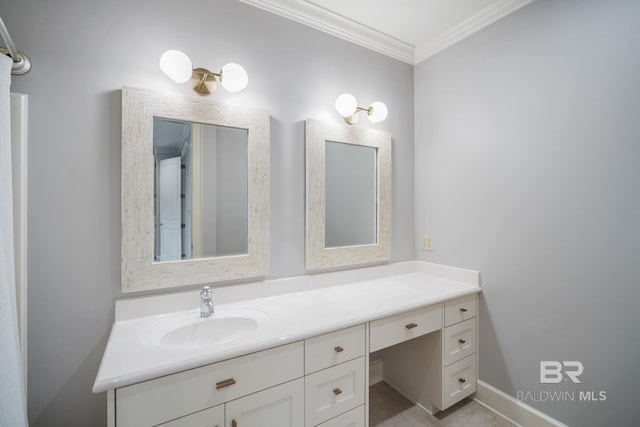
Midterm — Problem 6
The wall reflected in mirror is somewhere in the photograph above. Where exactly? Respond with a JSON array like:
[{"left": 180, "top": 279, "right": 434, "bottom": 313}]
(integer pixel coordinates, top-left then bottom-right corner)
[
  {"left": 153, "top": 117, "right": 248, "bottom": 262},
  {"left": 305, "top": 118, "right": 391, "bottom": 271},
  {"left": 325, "top": 141, "right": 377, "bottom": 248}
]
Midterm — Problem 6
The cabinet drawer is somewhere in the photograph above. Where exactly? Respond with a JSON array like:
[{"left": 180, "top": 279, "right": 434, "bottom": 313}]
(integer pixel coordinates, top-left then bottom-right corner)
[
  {"left": 116, "top": 341, "right": 303, "bottom": 427},
  {"left": 443, "top": 354, "right": 477, "bottom": 409},
  {"left": 444, "top": 294, "right": 477, "bottom": 327},
  {"left": 369, "top": 304, "right": 442, "bottom": 352},
  {"left": 157, "top": 404, "right": 223, "bottom": 427},
  {"left": 226, "top": 378, "right": 304, "bottom": 427},
  {"left": 444, "top": 318, "right": 476, "bottom": 366},
  {"left": 316, "top": 405, "right": 365, "bottom": 427},
  {"left": 305, "top": 357, "right": 365, "bottom": 426},
  {"left": 305, "top": 324, "right": 365, "bottom": 374}
]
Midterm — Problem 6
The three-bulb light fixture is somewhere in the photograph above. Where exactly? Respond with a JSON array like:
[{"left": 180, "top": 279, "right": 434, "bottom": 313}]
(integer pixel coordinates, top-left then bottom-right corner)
[
  {"left": 159, "top": 49, "right": 248, "bottom": 95},
  {"left": 334, "top": 93, "right": 388, "bottom": 125}
]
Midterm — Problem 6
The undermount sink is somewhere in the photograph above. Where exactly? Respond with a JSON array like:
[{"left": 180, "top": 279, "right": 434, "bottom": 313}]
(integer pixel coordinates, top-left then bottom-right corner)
[{"left": 159, "top": 307, "right": 269, "bottom": 349}]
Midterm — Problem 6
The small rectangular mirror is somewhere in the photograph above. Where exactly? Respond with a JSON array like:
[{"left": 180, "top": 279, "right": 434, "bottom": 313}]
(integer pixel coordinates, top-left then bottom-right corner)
[{"left": 305, "top": 119, "right": 391, "bottom": 271}]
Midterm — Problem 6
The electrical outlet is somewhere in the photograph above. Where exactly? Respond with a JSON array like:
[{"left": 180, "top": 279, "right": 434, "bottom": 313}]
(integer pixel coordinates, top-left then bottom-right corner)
[{"left": 421, "top": 235, "right": 434, "bottom": 251}]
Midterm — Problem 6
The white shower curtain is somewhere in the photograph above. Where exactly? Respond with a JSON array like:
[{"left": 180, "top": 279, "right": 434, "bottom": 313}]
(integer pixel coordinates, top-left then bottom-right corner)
[{"left": 0, "top": 54, "right": 28, "bottom": 426}]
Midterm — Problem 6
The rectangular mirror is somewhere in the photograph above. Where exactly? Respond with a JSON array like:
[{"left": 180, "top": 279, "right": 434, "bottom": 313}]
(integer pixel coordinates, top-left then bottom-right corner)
[
  {"left": 305, "top": 119, "right": 391, "bottom": 270},
  {"left": 122, "top": 88, "right": 269, "bottom": 292},
  {"left": 153, "top": 118, "right": 248, "bottom": 261}
]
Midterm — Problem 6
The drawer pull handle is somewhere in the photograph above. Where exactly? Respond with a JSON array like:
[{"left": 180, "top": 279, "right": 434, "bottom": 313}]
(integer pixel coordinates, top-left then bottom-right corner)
[
  {"left": 334, "top": 346, "right": 344, "bottom": 353},
  {"left": 458, "top": 339, "right": 466, "bottom": 344},
  {"left": 460, "top": 307, "right": 468, "bottom": 313},
  {"left": 458, "top": 378, "right": 467, "bottom": 384},
  {"left": 232, "top": 420, "right": 237, "bottom": 427},
  {"left": 333, "top": 387, "right": 342, "bottom": 395},
  {"left": 216, "top": 378, "right": 236, "bottom": 390},
  {"left": 405, "top": 323, "right": 418, "bottom": 329}
]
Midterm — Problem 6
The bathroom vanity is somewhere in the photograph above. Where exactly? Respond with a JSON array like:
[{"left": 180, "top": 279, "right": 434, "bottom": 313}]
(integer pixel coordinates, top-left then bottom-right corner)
[{"left": 94, "top": 261, "right": 480, "bottom": 427}]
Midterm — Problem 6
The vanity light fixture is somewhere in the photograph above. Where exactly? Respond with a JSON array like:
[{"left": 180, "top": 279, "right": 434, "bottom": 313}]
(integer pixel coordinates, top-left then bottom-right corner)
[
  {"left": 159, "top": 49, "right": 248, "bottom": 95},
  {"left": 334, "top": 93, "right": 388, "bottom": 125}
]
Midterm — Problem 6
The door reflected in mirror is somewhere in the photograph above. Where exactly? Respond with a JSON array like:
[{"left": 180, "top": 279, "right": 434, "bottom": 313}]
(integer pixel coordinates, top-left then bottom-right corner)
[
  {"left": 325, "top": 141, "right": 377, "bottom": 248},
  {"left": 153, "top": 117, "right": 248, "bottom": 262}
]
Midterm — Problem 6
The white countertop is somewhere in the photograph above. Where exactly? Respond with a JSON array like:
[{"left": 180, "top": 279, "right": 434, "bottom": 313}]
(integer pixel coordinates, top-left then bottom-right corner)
[{"left": 93, "top": 262, "right": 480, "bottom": 393}]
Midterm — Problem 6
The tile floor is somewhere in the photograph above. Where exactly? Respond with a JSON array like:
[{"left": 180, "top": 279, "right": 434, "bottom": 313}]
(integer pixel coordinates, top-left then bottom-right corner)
[{"left": 369, "top": 382, "right": 516, "bottom": 427}]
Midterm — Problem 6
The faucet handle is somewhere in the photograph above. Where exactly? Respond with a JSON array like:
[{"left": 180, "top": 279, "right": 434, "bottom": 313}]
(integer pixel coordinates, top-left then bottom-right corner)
[{"left": 201, "top": 285, "right": 212, "bottom": 296}]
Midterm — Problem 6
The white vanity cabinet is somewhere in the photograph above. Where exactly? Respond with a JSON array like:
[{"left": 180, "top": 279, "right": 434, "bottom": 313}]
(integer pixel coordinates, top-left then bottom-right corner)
[
  {"left": 114, "top": 341, "right": 304, "bottom": 427},
  {"left": 108, "top": 297, "right": 480, "bottom": 426},
  {"left": 98, "top": 266, "right": 482, "bottom": 427}
]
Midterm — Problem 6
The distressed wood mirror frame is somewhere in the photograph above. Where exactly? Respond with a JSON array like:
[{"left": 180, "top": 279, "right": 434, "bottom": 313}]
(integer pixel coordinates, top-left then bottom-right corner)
[
  {"left": 121, "top": 87, "right": 270, "bottom": 292},
  {"left": 305, "top": 119, "right": 392, "bottom": 271}
]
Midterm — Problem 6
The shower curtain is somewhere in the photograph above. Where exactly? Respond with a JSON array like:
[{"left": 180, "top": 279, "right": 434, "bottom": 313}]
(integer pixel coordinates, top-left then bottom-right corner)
[{"left": 0, "top": 54, "right": 28, "bottom": 426}]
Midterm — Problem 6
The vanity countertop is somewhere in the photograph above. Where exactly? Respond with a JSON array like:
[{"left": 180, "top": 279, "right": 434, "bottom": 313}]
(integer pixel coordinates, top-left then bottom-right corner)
[{"left": 93, "top": 262, "right": 480, "bottom": 393}]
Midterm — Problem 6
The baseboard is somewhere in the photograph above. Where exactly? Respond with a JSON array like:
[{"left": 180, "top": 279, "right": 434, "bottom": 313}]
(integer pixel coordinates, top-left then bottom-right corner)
[
  {"left": 369, "top": 359, "right": 383, "bottom": 385},
  {"left": 474, "top": 380, "right": 568, "bottom": 427}
]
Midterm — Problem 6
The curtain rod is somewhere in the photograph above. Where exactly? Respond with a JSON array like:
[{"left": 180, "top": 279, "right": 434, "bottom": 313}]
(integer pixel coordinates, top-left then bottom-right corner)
[{"left": 0, "top": 16, "right": 31, "bottom": 75}]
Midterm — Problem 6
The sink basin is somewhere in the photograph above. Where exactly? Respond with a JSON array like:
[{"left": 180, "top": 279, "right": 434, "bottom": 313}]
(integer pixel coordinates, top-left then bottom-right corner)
[{"left": 159, "top": 307, "right": 269, "bottom": 349}]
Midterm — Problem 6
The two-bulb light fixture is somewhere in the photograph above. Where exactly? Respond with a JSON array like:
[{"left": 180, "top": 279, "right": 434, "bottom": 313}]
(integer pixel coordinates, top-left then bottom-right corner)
[
  {"left": 159, "top": 49, "right": 248, "bottom": 95},
  {"left": 335, "top": 93, "right": 388, "bottom": 125}
]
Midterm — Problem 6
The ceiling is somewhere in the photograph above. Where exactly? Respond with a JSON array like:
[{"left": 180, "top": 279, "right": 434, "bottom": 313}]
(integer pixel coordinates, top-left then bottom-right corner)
[{"left": 237, "top": 0, "right": 534, "bottom": 64}]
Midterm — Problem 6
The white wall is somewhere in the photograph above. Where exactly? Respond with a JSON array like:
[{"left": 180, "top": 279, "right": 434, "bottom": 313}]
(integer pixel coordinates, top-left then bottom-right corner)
[
  {"left": 1, "top": 0, "right": 414, "bottom": 425},
  {"left": 414, "top": 1, "right": 640, "bottom": 426}
]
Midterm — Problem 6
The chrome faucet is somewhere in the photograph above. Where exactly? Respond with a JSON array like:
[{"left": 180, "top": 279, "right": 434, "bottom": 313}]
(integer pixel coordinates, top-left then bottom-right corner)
[{"left": 200, "top": 286, "right": 214, "bottom": 318}]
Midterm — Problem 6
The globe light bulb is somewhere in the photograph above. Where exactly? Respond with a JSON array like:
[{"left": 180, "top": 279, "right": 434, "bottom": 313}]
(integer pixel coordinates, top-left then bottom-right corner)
[
  {"left": 367, "top": 101, "right": 388, "bottom": 123},
  {"left": 335, "top": 93, "right": 358, "bottom": 117},
  {"left": 159, "top": 50, "right": 193, "bottom": 84},
  {"left": 220, "top": 63, "right": 248, "bottom": 92}
]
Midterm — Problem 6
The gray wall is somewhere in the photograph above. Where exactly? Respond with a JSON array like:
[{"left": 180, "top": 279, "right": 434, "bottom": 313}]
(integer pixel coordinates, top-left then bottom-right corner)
[
  {"left": 414, "top": 1, "right": 640, "bottom": 426},
  {"left": 0, "top": 0, "right": 414, "bottom": 425},
  {"left": 215, "top": 126, "right": 248, "bottom": 256}
]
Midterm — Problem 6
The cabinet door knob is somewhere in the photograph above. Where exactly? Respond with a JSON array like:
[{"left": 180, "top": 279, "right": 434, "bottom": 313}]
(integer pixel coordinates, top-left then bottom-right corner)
[
  {"left": 460, "top": 307, "right": 468, "bottom": 313},
  {"left": 458, "top": 339, "right": 466, "bottom": 344},
  {"left": 231, "top": 419, "right": 237, "bottom": 427},
  {"left": 216, "top": 378, "right": 236, "bottom": 390},
  {"left": 458, "top": 378, "right": 466, "bottom": 384},
  {"left": 333, "top": 388, "right": 342, "bottom": 395},
  {"left": 405, "top": 323, "right": 418, "bottom": 329},
  {"left": 334, "top": 346, "right": 344, "bottom": 353}
]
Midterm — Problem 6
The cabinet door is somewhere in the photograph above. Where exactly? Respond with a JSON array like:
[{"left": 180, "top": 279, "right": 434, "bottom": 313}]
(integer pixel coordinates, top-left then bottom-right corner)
[
  {"left": 158, "top": 405, "right": 224, "bottom": 427},
  {"left": 316, "top": 405, "right": 365, "bottom": 427},
  {"left": 225, "top": 379, "right": 304, "bottom": 427}
]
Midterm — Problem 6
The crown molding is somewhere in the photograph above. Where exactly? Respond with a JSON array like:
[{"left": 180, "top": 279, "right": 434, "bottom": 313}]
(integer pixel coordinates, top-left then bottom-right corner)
[
  {"left": 237, "top": 0, "right": 534, "bottom": 65},
  {"left": 414, "top": 0, "right": 534, "bottom": 63},
  {"left": 236, "top": 0, "right": 415, "bottom": 64}
]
